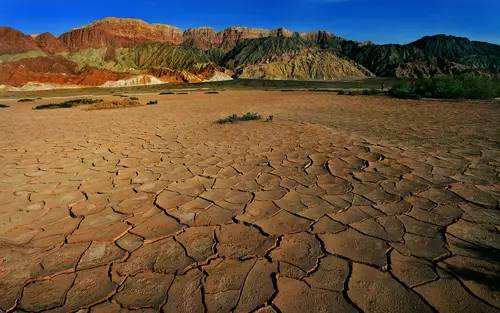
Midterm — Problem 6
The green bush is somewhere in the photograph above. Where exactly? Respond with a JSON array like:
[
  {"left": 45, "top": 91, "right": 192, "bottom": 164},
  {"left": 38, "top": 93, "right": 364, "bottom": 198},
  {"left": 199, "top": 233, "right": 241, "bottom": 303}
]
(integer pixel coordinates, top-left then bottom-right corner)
[
  {"left": 389, "top": 75, "right": 500, "bottom": 100},
  {"left": 389, "top": 82, "right": 421, "bottom": 99},
  {"left": 217, "top": 112, "right": 262, "bottom": 124}
]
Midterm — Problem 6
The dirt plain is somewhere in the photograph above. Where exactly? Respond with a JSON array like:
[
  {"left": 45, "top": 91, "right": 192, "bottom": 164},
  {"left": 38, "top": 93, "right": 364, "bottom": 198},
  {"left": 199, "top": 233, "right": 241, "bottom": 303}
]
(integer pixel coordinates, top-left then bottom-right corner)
[{"left": 0, "top": 90, "right": 499, "bottom": 313}]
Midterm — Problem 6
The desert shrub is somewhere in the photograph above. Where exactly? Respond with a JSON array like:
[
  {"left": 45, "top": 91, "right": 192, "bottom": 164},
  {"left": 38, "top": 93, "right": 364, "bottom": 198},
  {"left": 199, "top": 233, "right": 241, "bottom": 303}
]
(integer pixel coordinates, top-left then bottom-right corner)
[
  {"left": 85, "top": 99, "right": 142, "bottom": 110},
  {"left": 147, "top": 100, "right": 158, "bottom": 105},
  {"left": 0, "top": 104, "right": 9, "bottom": 108},
  {"left": 217, "top": 112, "right": 262, "bottom": 124},
  {"left": 129, "top": 97, "right": 139, "bottom": 101},
  {"left": 389, "top": 75, "right": 500, "bottom": 100},
  {"left": 205, "top": 91, "right": 219, "bottom": 94},
  {"left": 160, "top": 90, "right": 175, "bottom": 95},
  {"left": 18, "top": 98, "right": 34, "bottom": 102},
  {"left": 34, "top": 98, "right": 102, "bottom": 110}
]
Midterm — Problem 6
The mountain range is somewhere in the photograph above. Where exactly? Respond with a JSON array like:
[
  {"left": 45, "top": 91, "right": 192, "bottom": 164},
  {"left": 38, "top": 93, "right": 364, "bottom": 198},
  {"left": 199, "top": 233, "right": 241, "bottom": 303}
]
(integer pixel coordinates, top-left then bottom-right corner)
[{"left": 0, "top": 17, "right": 499, "bottom": 90}]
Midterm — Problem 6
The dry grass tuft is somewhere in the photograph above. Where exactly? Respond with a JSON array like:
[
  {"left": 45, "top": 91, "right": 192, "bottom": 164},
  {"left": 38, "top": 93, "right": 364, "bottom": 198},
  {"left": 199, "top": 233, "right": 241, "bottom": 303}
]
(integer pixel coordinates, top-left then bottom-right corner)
[{"left": 85, "top": 99, "right": 144, "bottom": 110}]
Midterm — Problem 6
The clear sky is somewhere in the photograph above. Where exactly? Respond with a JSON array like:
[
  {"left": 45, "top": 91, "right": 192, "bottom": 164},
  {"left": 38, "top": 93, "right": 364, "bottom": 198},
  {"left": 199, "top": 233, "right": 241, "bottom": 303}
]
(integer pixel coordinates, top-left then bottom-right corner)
[{"left": 0, "top": 0, "right": 499, "bottom": 44}]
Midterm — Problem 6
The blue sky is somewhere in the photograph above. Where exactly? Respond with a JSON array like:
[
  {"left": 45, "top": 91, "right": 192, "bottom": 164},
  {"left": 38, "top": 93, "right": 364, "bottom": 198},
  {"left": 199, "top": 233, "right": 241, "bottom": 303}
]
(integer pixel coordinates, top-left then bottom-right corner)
[{"left": 0, "top": 0, "right": 499, "bottom": 44}]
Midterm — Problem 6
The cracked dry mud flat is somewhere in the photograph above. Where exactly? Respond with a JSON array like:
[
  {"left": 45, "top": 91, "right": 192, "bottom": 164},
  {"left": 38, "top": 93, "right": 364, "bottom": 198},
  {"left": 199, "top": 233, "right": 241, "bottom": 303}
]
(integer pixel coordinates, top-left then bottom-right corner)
[{"left": 0, "top": 90, "right": 499, "bottom": 313}]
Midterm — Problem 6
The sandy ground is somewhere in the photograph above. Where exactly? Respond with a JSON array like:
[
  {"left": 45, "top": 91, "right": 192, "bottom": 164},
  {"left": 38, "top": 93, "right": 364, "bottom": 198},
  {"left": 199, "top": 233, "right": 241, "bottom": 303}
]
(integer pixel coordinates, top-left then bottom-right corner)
[{"left": 0, "top": 90, "right": 499, "bottom": 313}]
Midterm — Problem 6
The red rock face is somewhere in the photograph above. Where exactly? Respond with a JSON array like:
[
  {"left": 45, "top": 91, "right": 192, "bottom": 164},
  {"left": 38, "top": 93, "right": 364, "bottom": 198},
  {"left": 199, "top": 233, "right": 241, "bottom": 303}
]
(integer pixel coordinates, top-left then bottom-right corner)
[
  {"left": 0, "top": 27, "right": 39, "bottom": 54},
  {"left": 182, "top": 26, "right": 274, "bottom": 51},
  {"left": 218, "top": 27, "right": 270, "bottom": 51},
  {"left": 183, "top": 27, "right": 221, "bottom": 50},
  {"left": 33, "top": 33, "right": 68, "bottom": 54},
  {"left": 58, "top": 19, "right": 274, "bottom": 52},
  {"left": 76, "top": 68, "right": 130, "bottom": 86},
  {"left": 0, "top": 56, "right": 128, "bottom": 87},
  {"left": 0, "top": 18, "right": 306, "bottom": 88},
  {"left": 59, "top": 18, "right": 183, "bottom": 51},
  {"left": 0, "top": 27, "right": 68, "bottom": 55}
]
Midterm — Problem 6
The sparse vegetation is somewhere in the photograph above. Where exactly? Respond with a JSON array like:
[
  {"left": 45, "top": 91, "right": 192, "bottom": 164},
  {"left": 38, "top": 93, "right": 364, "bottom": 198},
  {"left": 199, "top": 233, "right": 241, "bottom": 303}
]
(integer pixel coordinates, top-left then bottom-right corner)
[
  {"left": 337, "top": 89, "right": 383, "bottom": 96},
  {"left": 147, "top": 100, "right": 158, "bottom": 105},
  {"left": 205, "top": 91, "right": 219, "bottom": 94},
  {"left": 85, "top": 99, "right": 143, "bottom": 110},
  {"left": 0, "top": 104, "right": 9, "bottom": 108},
  {"left": 129, "top": 96, "right": 139, "bottom": 100},
  {"left": 217, "top": 112, "right": 262, "bottom": 124},
  {"left": 361, "top": 88, "right": 382, "bottom": 96},
  {"left": 34, "top": 98, "right": 103, "bottom": 110},
  {"left": 18, "top": 98, "right": 35, "bottom": 102},
  {"left": 309, "top": 89, "right": 338, "bottom": 93},
  {"left": 389, "top": 75, "right": 500, "bottom": 100}
]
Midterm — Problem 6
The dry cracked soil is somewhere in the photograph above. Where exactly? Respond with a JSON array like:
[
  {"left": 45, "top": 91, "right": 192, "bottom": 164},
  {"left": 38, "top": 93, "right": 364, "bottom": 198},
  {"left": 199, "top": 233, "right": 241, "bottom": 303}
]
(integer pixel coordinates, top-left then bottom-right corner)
[{"left": 0, "top": 90, "right": 499, "bottom": 313}]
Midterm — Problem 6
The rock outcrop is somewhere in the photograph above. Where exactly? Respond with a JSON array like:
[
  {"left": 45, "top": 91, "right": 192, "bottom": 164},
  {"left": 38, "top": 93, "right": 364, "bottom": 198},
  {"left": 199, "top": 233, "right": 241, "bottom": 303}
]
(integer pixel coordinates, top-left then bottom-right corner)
[
  {"left": 32, "top": 33, "right": 68, "bottom": 54},
  {"left": 100, "top": 74, "right": 164, "bottom": 88},
  {"left": 0, "top": 27, "right": 40, "bottom": 54},
  {"left": 183, "top": 27, "right": 220, "bottom": 50},
  {"left": 59, "top": 17, "right": 183, "bottom": 51},
  {"left": 218, "top": 27, "right": 270, "bottom": 51}
]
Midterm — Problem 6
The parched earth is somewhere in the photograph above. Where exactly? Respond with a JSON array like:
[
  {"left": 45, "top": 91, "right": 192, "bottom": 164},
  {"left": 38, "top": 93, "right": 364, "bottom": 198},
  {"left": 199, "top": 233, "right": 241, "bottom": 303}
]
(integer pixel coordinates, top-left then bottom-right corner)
[{"left": 0, "top": 90, "right": 499, "bottom": 313}]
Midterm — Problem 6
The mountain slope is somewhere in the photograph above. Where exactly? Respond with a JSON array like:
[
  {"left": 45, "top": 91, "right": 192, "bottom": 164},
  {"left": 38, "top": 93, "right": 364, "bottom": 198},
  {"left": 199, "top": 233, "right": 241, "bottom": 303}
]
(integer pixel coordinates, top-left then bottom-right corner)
[
  {"left": 0, "top": 55, "right": 127, "bottom": 87},
  {"left": 238, "top": 48, "right": 373, "bottom": 80},
  {"left": 67, "top": 42, "right": 222, "bottom": 82},
  {"left": 223, "top": 35, "right": 309, "bottom": 68},
  {"left": 341, "top": 35, "right": 500, "bottom": 78},
  {"left": 0, "top": 17, "right": 499, "bottom": 89},
  {"left": 0, "top": 27, "right": 39, "bottom": 54},
  {"left": 223, "top": 35, "right": 371, "bottom": 80},
  {"left": 32, "top": 33, "right": 68, "bottom": 54}
]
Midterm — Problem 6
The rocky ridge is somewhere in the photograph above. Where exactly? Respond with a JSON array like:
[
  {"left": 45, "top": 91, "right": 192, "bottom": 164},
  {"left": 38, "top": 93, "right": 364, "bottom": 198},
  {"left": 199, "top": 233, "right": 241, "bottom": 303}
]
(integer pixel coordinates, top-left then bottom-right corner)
[{"left": 0, "top": 17, "right": 498, "bottom": 89}]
